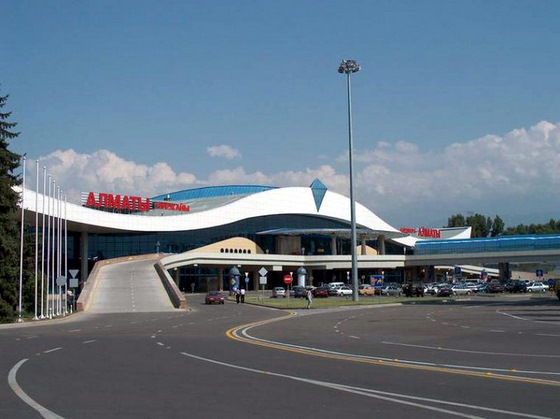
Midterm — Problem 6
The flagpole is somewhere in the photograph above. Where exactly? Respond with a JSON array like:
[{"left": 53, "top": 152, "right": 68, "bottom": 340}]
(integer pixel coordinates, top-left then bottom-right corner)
[
  {"left": 40, "top": 167, "right": 46, "bottom": 319},
  {"left": 51, "top": 179, "right": 56, "bottom": 317},
  {"left": 46, "top": 174, "right": 51, "bottom": 318},
  {"left": 17, "top": 156, "right": 26, "bottom": 323},
  {"left": 34, "top": 160, "right": 39, "bottom": 320}
]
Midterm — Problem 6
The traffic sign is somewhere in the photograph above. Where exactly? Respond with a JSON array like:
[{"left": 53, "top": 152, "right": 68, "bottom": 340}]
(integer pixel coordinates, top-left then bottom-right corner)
[
  {"left": 283, "top": 274, "right": 293, "bottom": 284},
  {"left": 259, "top": 267, "right": 268, "bottom": 277},
  {"left": 56, "top": 276, "right": 67, "bottom": 286}
]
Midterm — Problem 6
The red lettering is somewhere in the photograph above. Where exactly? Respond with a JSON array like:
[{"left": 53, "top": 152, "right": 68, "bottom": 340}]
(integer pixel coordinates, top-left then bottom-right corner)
[
  {"left": 139, "top": 198, "right": 151, "bottom": 212},
  {"left": 86, "top": 192, "right": 97, "bottom": 207},
  {"left": 99, "top": 193, "right": 108, "bottom": 208}
]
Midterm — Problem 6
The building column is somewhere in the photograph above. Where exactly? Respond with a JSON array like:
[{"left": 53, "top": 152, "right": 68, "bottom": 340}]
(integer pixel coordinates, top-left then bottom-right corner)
[
  {"left": 80, "top": 231, "right": 89, "bottom": 282},
  {"left": 331, "top": 235, "right": 337, "bottom": 255},
  {"left": 360, "top": 236, "right": 367, "bottom": 255},
  {"left": 377, "top": 235, "right": 386, "bottom": 255},
  {"left": 218, "top": 268, "right": 223, "bottom": 291},
  {"left": 498, "top": 262, "right": 510, "bottom": 282}
]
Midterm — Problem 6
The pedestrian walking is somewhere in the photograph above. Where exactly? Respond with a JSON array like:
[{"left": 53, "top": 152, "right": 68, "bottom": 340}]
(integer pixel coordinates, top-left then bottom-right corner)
[
  {"left": 240, "top": 288, "right": 246, "bottom": 303},
  {"left": 235, "top": 289, "right": 240, "bottom": 304},
  {"left": 306, "top": 289, "right": 313, "bottom": 309}
]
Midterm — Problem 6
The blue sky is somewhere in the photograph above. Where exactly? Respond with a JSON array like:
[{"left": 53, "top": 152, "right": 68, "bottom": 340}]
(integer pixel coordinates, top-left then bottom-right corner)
[{"left": 4, "top": 0, "right": 560, "bottom": 228}]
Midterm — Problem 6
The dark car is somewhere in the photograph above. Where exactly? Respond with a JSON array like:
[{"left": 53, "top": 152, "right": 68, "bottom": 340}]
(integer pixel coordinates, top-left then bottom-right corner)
[
  {"left": 436, "top": 286, "right": 453, "bottom": 297},
  {"left": 205, "top": 291, "right": 225, "bottom": 304},
  {"left": 505, "top": 280, "right": 527, "bottom": 293},
  {"left": 402, "top": 282, "right": 425, "bottom": 297},
  {"left": 312, "top": 286, "right": 329, "bottom": 298},
  {"left": 291, "top": 286, "right": 307, "bottom": 298},
  {"left": 487, "top": 282, "right": 505, "bottom": 293}
]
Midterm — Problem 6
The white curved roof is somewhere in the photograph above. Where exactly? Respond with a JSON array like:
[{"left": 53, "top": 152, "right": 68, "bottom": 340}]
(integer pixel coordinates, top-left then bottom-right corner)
[{"left": 20, "top": 186, "right": 403, "bottom": 236}]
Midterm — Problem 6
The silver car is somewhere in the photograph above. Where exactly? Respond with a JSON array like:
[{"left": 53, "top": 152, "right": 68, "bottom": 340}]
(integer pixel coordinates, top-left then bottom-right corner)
[{"left": 381, "top": 285, "right": 402, "bottom": 296}]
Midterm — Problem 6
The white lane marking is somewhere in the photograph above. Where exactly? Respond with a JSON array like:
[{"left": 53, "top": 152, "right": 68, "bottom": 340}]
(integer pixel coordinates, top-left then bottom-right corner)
[
  {"left": 381, "top": 341, "right": 560, "bottom": 359},
  {"left": 489, "top": 330, "right": 505, "bottom": 333},
  {"left": 499, "top": 311, "right": 529, "bottom": 321},
  {"left": 67, "top": 329, "right": 81, "bottom": 333},
  {"left": 26, "top": 336, "right": 39, "bottom": 339},
  {"left": 8, "top": 359, "right": 64, "bottom": 419},
  {"left": 43, "top": 347, "right": 63, "bottom": 354},
  {"left": 349, "top": 336, "right": 360, "bottom": 340},
  {"left": 537, "top": 334, "right": 560, "bottom": 338},
  {"left": 237, "top": 324, "right": 560, "bottom": 377},
  {"left": 157, "top": 342, "right": 165, "bottom": 346},
  {"left": 82, "top": 340, "right": 96, "bottom": 344},
  {"left": 180, "top": 351, "right": 549, "bottom": 419}
]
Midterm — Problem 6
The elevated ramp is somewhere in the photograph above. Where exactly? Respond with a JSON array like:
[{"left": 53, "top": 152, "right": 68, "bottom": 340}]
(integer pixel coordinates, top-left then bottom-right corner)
[{"left": 87, "top": 258, "right": 176, "bottom": 313}]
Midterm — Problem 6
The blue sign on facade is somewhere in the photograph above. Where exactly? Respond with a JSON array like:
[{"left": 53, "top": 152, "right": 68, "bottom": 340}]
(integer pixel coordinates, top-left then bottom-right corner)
[
  {"left": 536, "top": 269, "right": 544, "bottom": 277},
  {"left": 454, "top": 266, "right": 462, "bottom": 275}
]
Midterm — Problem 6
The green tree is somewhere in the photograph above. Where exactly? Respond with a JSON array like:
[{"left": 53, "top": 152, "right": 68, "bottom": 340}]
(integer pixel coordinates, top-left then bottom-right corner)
[
  {"left": 0, "top": 93, "right": 22, "bottom": 323},
  {"left": 490, "top": 215, "right": 505, "bottom": 237},
  {"left": 466, "top": 213, "right": 491, "bottom": 238},
  {"left": 447, "top": 214, "right": 466, "bottom": 227}
]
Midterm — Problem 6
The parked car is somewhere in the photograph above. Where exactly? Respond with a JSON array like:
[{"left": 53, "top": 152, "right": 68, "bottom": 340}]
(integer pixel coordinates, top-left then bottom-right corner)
[
  {"left": 436, "top": 285, "right": 453, "bottom": 297},
  {"left": 358, "top": 284, "right": 375, "bottom": 296},
  {"left": 205, "top": 291, "right": 225, "bottom": 304},
  {"left": 312, "top": 286, "right": 329, "bottom": 298},
  {"left": 466, "top": 282, "right": 482, "bottom": 292},
  {"left": 290, "top": 285, "right": 307, "bottom": 298},
  {"left": 505, "top": 280, "right": 527, "bottom": 293},
  {"left": 402, "top": 282, "right": 424, "bottom": 297},
  {"left": 337, "top": 285, "right": 353, "bottom": 296},
  {"left": 451, "top": 284, "right": 472, "bottom": 295},
  {"left": 425, "top": 283, "right": 442, "bottom": 295},
  {"left": 272, "top": 287, "right": 286, "bottom": 298},
  {"left": 526, "top": 281, "right": 549, "bottom": 293},
  {"left": 381, "top": 285, "right": 402, "bottom": 296},
  {"left": 486, "top": 282, "right": 505, "bottom": 293}
]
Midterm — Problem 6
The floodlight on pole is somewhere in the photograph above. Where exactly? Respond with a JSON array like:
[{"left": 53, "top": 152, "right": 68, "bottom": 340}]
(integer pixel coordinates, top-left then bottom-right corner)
[{"left": 338, "top": 59, "right": 361, "bottom": 302}]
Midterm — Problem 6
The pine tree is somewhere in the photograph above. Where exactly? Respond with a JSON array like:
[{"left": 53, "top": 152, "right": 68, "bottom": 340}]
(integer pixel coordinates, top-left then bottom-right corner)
[{"left": 0, "top": 93, "right": 22, "bottom": 323}]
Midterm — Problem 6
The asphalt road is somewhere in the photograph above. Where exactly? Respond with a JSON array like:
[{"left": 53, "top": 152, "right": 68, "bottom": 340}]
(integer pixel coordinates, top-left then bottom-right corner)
[{"left": 1, "top": 294, "right": 559, "bottom": 418}]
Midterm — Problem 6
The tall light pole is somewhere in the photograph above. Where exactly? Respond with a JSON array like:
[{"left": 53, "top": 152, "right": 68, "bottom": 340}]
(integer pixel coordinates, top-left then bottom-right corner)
[{"left": 338, "top": 59, "right": 361, "bottom": 302}]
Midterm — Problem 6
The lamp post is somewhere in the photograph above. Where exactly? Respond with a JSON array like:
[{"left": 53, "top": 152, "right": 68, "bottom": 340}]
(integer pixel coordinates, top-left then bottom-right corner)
[{"left": 338, "top": 59, "right": 361, "bottom": 302}]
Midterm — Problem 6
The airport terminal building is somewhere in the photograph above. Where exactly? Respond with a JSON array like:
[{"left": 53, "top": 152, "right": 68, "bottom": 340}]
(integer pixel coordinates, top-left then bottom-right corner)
[{"left": 21, "top": 179, "right": 473, "bottom": 292}]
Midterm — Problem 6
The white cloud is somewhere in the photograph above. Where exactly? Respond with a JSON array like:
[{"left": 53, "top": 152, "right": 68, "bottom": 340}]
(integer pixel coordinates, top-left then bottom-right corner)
[
  {"left": 34, "top": 149, "right": 200, "bottom": 202},
  {"left": 207, "top": 145, "right": 242, "bottom": 159},
  {"left": 27, "top": 120, "right": 560, "bottom": 228}
]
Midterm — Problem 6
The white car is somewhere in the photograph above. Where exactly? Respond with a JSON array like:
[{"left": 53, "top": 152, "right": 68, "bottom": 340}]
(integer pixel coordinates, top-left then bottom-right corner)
[
  {"left": 451, "top": 284, "right": 472, "bottom": 295},
  {"left": 336, "top": 286, "right": 353, "bottom": 296},
  {"left": 272, "top": 287, "right": 286, "bottom": 298},
  {"left": 526, "top": 282, "right": 549, "bottom": 293}
]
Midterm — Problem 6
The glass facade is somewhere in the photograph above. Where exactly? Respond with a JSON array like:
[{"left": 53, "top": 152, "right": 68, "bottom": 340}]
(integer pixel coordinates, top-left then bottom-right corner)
[
  {"left": 85, "top": 214, "right": 352, "bottom": 260},
  {"left": 415, "top": 234, "right": 560, "bottom": 255}
]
